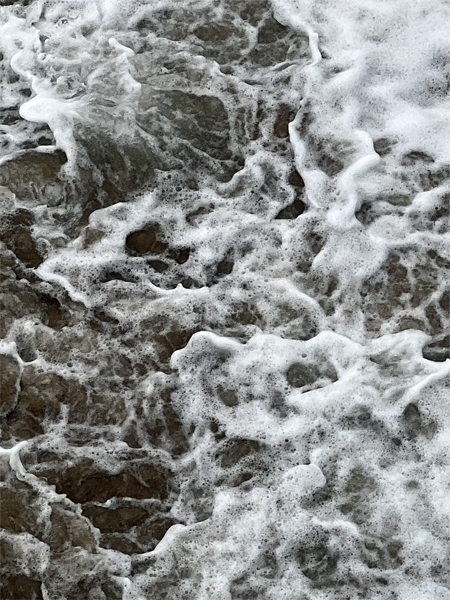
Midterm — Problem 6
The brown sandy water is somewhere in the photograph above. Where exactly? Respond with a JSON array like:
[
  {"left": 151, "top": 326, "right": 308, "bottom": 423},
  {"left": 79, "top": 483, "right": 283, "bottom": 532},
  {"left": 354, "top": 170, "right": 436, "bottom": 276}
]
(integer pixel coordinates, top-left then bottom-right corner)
[{"left": 0, "top": 0, "right": 449, "bottom": 598}]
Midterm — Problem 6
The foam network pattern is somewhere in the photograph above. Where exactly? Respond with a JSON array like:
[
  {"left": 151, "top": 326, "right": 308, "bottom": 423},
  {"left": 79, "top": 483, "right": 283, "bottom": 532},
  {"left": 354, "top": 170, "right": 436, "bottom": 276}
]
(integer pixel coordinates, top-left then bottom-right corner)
[{"left": 0, "top": 0, "right": 449, "bottom": 599}]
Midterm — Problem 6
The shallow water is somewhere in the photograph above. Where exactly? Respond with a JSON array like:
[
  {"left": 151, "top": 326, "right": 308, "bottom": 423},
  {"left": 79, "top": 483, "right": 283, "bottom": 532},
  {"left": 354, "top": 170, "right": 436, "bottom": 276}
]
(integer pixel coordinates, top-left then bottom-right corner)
[{"left": 0, "top": 0, "right": 449, "bottom": 598}]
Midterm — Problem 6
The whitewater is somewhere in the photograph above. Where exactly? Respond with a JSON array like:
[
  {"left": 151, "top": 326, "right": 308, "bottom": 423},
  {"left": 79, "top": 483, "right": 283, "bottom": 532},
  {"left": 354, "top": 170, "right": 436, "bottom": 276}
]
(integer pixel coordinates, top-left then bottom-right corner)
[{"left": 0, "top": 0, "right": 449, "bottom": 598}]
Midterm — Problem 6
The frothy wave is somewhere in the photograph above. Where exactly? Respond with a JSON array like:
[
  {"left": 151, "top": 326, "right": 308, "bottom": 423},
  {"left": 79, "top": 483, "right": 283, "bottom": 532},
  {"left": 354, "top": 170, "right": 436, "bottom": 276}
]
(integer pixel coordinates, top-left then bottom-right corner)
[{"left": 0, "top": 0, "right": 449, "bottom": 598}]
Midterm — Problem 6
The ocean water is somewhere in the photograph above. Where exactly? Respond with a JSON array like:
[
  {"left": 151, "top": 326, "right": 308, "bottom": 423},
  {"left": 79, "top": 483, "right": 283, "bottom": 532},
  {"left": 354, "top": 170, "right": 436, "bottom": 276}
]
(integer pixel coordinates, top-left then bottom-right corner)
[{"left": 0, "top": 0, "right": 449, "bottom": 598}]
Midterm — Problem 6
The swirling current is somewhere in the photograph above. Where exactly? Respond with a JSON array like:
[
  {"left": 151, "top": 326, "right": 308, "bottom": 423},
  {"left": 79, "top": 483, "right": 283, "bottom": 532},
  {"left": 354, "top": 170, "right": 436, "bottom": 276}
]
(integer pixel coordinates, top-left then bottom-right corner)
[{"left": 0, "top": 0, "right": 449, "bottom": 599}]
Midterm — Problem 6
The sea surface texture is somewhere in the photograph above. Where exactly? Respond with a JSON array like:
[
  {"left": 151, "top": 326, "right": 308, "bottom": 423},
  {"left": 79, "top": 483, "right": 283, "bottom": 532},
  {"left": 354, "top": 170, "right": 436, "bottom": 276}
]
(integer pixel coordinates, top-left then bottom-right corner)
[{"left": 0, "top": 0, "right": 449, "bottom": 598}]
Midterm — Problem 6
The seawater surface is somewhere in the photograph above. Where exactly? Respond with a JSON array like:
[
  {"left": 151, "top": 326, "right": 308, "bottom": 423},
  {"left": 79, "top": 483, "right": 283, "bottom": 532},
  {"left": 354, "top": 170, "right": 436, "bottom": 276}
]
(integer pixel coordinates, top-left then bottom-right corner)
[{"left": 0, "top": 0, "right": 449, "bottom": 598}]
